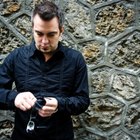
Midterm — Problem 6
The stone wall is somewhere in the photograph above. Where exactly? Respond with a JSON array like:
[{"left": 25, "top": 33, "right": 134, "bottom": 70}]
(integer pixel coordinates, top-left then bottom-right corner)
[{"left": 0, "top": 0, "right": 140, "bottom": 139}]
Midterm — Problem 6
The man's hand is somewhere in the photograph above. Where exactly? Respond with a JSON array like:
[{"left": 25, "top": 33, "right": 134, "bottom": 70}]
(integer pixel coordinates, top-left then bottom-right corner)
[
  {"left": 38, "top": 97, "right": 58, "bottom": 117},
  {"left": 14, "top": 92, "right": 37, "bottom": 111}
]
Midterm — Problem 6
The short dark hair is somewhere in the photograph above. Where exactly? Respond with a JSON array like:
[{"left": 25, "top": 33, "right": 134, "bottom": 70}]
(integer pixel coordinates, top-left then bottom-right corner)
[{"left": 32, "top": 0, "right": 64, "bottom": 29}]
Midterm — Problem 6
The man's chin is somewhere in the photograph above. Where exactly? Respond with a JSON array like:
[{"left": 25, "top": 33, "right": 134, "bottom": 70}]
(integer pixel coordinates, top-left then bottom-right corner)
[
  {"left": 41, "top": 50, "right": 54, "bottom": 55},
  {"left": 40, "top": 49, "right": 50, "bottom": 53}
]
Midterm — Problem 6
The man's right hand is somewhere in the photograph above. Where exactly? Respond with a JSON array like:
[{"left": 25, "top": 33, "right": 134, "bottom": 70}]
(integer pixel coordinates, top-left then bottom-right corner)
[{"left": 14, "top": 92, "right": 37, "bottom": 111}]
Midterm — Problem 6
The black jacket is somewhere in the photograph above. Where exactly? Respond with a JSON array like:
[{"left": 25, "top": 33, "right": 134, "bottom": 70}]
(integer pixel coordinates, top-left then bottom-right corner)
[{"left": 0, "top": 41, "right": 90, "bottom": 140}]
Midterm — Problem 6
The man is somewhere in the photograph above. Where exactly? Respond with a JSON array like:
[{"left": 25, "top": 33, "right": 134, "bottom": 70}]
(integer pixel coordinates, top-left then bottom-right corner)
[{"left": 0, "top": 1, "right": 90, "bottom": 140}]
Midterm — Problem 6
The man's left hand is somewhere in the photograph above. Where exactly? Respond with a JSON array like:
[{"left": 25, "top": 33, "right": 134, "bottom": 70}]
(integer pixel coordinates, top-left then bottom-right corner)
[{"left": 38, "top": 97, "right": 58, "bottom": 117}]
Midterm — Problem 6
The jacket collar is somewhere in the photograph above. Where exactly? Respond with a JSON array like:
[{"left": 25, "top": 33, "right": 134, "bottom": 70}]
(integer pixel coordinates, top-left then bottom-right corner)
[{"left": 29, "top": 40, "right": 65, "bottom": 58}]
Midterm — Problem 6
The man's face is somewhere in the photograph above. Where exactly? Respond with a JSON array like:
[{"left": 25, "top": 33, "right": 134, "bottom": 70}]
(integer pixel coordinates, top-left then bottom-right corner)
[{"left": 32, "top": 14, "right": 63, "bottom": 54}]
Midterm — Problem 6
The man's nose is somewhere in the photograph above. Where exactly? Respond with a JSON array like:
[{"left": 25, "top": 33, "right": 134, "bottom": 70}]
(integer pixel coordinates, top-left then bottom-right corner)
[{"left": 42, "top": 36, "right": 49, "bottom": 44}]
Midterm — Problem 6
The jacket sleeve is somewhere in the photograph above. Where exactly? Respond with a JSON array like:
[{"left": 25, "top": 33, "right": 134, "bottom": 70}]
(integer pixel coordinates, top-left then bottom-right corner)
[
  {"left": 56, "top": 52, "right": 90, "bottom": 115},
  {"left": 0, "top": 52, "right": 17, "bottom": 110}
]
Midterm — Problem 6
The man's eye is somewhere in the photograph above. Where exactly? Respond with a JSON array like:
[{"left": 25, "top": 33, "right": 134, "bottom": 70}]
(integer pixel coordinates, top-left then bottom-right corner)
[
  {"left": 48, "top": 33, "right": 56, "bottom": 37},
  {"left": 36, "top": 32, "right": 43, "bottom": 36}
]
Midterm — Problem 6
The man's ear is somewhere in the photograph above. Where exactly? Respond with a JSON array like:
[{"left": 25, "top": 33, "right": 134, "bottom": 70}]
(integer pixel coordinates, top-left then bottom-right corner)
[{"left": 60, "top": 26, "right": 64, "bottom": 34}]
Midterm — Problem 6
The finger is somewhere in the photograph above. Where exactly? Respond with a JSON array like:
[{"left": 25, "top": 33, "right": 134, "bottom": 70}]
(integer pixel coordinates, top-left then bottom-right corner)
[
  {"left": 42, "top": 105, "right": 53, "bottom": 110},
  {"left": 44, "top": 98, "right": 52, "bottom": 105},
  {"left": 28, "top": 95, "right": 37, "bottom": 102},
  {"left": 45, "top": 98, "right": 58, "bottom": 112},
  {"left": 19, "top": 103, "right": 29, "bottom": 111},
  {"left": 41, "top": 106, "right": 57, "bottom": 115},
  {"left": 38, "top": 110, "right": 52, "bottom": 117},
  {"left": 45, "top": 98, "right": 57, "bottom": 107},
  {"left": 24, "top": 94, "right": 37, "bottom": 106},
  {"left": 22, "top": 100, "right": 32, "bottom": 110}
]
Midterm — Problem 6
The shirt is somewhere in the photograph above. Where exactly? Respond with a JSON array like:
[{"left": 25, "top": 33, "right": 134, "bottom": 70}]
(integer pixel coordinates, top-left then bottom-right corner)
[{"left": 0, "top": 41, "right": 90, "bottom": 140}]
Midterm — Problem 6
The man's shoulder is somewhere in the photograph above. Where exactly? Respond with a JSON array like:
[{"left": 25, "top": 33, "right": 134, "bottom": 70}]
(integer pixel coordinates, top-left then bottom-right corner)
[
  {"left": 62, "top": 45, "right": 81, "bottom": 56},
  {"left": 13, "top": 42, "right": 34, "bottom": 54},
  {"left": 66, "top": 47, "right": 83, "bottom": 60},
  {"left": 17, "top": 43, "right": 32, "bottom": 52},
  {"left": 6, "top": 43, "right": 33, "bottom": 61}
]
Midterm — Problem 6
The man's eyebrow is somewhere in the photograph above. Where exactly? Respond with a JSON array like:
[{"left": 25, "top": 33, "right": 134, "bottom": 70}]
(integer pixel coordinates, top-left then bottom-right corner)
[
  {"left": 35, "top": 30, "right": 58, "bottom": 34},
  {"left": 35, "top": 30, "right": 44, "bottom": 35},
  {"left": 35, "top": 30, "right": 43, "bottom": 34},
  {"left": 47, "top": 31, "right": 58, "bottom": 34}
]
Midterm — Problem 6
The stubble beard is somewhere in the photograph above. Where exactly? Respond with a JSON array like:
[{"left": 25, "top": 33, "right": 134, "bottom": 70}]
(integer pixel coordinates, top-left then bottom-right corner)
[{"left": 36, "top": 44, "right": 56, "bottom": 56}]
